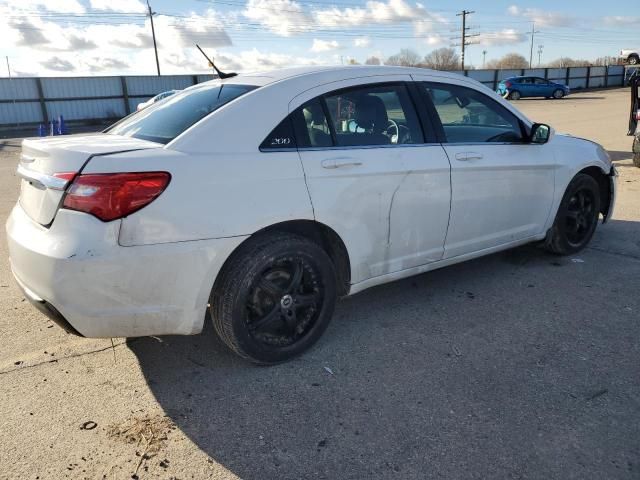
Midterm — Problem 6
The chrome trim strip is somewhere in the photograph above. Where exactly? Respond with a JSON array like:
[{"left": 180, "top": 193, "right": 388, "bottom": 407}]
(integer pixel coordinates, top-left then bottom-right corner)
[{"left": 16, "top": 164, "right": 69, "bottom": 191}]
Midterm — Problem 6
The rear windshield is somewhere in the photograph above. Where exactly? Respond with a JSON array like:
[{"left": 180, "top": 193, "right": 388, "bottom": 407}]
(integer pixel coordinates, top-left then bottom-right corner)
[{"left": 106, "top": 83, "right": 257, "bottom": 144}]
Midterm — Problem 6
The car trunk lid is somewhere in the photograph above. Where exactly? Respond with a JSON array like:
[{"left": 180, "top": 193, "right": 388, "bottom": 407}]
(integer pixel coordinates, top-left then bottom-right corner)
[{"left": 17, "top": 134, "right": 162, "bottom": 225}]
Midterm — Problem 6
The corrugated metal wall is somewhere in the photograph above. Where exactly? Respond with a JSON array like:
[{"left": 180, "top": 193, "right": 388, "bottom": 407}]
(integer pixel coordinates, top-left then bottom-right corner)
[{"left": 0, "top": 66, "right": 630, "bottom": 128}]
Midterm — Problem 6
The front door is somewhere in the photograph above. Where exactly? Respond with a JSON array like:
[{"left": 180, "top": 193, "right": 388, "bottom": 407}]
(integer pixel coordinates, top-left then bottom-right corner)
[{"left": 415, "top": 80, "right": 556, "bottom": 258}]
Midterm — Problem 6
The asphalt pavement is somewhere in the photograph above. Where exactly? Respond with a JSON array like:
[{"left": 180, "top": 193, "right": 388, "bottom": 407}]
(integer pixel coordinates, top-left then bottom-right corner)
[{"left": 0, "top": 88, "right": 638, "bottom": 480}]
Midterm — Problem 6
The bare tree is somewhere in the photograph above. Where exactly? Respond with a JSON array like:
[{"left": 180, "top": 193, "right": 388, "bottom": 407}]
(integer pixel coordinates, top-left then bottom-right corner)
[
  {"left": 422, "top": 47, "right": 460, "bottom": 70},
  {"left": 486, "top": 53, "right": 528, "bottom": 69},
  {"left": 364, "top": 56, "right": 381, "bottom": 65},
  {"left": 385, "top": 49, "right": 422, "bottom": 67},
  {"left": 547, "top": 57, "right": 591, "bottom": 68},
  {"left": 348, "top": 58, "right": 360, "bottom": 65}
]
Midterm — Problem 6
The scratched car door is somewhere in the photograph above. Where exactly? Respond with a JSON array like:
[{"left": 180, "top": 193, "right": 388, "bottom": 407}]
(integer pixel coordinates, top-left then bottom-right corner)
[{"left": 292, "top": 78, "right": 451, "bottom": 285}]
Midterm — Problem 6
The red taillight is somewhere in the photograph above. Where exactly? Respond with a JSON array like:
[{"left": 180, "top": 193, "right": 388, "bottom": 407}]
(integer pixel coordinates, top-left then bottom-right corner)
[
  {"left": 636, "top": 110, "right": 640, "bottom": 121},
  {"left": 505, "top": 81, "right": 512, "bottom": 88},
  {"left": 62, "top": 172, "right": 171, "bottom": 221}
]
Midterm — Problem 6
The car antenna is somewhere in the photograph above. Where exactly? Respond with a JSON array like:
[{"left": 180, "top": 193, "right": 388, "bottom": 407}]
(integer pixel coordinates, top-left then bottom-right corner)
[{"left": 196, "top": 44, "right": 237, "bottom": 79}]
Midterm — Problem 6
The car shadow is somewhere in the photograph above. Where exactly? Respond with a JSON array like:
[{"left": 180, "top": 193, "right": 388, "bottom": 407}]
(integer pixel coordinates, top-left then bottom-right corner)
[
  {"left": 608, "top": 150, "right": 635, "bottom": 162},
  {"left": 128, "top": 219, "right": 640, "bottom": 479},
  {"left": 515, "top": 96, "right": 606, "bottom": 101}
]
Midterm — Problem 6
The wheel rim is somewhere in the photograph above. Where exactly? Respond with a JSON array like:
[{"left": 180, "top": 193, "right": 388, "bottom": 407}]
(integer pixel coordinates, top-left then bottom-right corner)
[
  {"left": 554, "top": 90, "right": 563, "bottom": 98},
  {"left": 565, "top": 188, "right": 596, "bottom": 246},
  {"left": 245, "top": 256, "right": 324, "bottom": 348},
  {"left": 511, "top": 91, "right": 520, "bottom": 100}
]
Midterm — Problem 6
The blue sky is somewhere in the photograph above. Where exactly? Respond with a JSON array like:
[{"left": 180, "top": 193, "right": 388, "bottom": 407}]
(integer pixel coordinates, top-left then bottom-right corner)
[{"left": 0, "top": 0, "right": 637, "bottom": 76}]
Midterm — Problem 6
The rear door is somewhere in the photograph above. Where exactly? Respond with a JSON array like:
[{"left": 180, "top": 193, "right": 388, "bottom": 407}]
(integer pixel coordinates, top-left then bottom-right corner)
[
  {"left": 292, "top": 78, "right": 451, "bottom": 284},
  {"left": 413, "top": 79, "right": 555, "bottom": 258}
]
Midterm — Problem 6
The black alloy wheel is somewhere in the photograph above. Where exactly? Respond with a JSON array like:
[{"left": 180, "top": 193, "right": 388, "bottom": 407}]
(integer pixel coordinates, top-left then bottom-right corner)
[
  {"left": 544, "top": 173, "right": 601, "bottom": 255},
  {"left": 211, "top": 233, "right": 337, "bottom": 364},
  {"left": 564, "top": 188, "right": 597, "bottom": 247}
]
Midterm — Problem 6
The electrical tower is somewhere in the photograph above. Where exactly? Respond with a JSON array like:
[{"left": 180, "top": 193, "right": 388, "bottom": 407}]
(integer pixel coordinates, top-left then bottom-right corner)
[
  {"left": 453, "top": 10, "right": 479, "bottom": 70},
  {"left": 482, "top": 50, "right": 487, "bottom": 68}
]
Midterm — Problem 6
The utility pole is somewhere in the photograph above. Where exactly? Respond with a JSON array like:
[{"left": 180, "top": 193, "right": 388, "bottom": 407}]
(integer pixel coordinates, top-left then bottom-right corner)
[
  {"left": 147, "top": 0, "right": 160, "bottom": 76},
  {"left": 482, "top": 50, "right": 487, "bottom": 68},
  {"left": 5, "top": 56, "right": 11, "bottom": 77},
  {"left": 454, "top": 10, "right": 478, "bottom": 70},
  {"left": 529, "top": 22, "right": 540, "bottom": 69},
  {"left": 537, "top": 45, "right": 544, "bottom": 66}
]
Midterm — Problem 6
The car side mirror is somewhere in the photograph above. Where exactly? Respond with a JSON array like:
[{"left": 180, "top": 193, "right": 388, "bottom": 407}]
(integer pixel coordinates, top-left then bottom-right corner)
[{"left": 530, "top": 123, "right": 551, "bottom": 144}]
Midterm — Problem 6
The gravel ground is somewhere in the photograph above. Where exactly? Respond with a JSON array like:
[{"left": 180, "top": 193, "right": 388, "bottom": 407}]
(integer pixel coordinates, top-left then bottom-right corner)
[{"left": 0, "top": 88, "right": 638, "bottom": 480}]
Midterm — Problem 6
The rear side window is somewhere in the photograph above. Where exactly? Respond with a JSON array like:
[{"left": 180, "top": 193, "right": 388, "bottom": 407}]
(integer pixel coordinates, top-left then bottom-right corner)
[
  {"left": 260, "top": 117, "right": 297, "bottom": 150},
  {"left": 421, "top": 82, "right": 523, "bottom": 143},
  {"left": 107, "top": 83, "right": 256, "bottom": 144}
]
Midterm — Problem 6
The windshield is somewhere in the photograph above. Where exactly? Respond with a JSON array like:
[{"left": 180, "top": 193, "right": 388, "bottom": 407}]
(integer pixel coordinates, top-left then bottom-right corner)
[{"left": 107, "top": 83, "right": 257, "bottom": 144}]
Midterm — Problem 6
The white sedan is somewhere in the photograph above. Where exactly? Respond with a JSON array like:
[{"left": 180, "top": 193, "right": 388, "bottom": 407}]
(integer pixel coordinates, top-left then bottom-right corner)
[{"left": 6, "top": 66, "right": 617, "bottom": 364}]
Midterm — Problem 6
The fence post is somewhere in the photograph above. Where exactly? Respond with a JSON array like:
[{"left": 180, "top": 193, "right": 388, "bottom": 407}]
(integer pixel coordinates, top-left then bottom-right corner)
[
  {"left": 192, "top": 75, "right": 198, "bottom": 85},
  {"left": 605, "top": 66, "right": 609, "bottom": 87},
  {"left": 521, "top": 68, "right": 525, "bottom": 76},
  {"left": 493, "top": 69, "right": 499, "bottom": 90},
  {"left": 565, "top": 67, "right": 570, "bottom": 87},
  {"left": 35, "top": 77, "right": 48, "bottom": 124},
  {"left": 120, "top": 77, "right": 130, "bottom": 115},
  {"left": 544, "top": 68, "right": 549, "bottom": 80},
  {"left": 586, "top": 66, "right": 591, "bottom": 89}
]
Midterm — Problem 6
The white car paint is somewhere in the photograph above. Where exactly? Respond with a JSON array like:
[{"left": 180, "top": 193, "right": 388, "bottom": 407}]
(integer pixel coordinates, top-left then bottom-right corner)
[{"left": 6, "top": 65, "right": 617, "bottom": 338}]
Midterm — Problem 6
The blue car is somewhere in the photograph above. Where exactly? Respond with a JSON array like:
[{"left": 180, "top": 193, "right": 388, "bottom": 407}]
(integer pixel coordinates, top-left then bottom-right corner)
[{"left": 497, "top": 76, "right": 570, "bottom": 100}]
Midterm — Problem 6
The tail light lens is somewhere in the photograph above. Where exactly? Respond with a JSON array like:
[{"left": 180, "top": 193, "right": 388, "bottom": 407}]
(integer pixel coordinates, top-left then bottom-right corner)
[
  {"left": 505, "top": 81, "right": 512, "bottom": 88},
  {"left": 62, "top": 172, "right": 171, "bottom": 221},
  {"left": 636, "top": 110, "right": 640, "bottom": 121}
]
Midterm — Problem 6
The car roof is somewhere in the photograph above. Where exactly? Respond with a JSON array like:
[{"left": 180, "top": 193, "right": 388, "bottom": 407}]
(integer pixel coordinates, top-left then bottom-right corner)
[{"left": 199, "top": 65, "right": 468, "bottom": 88}]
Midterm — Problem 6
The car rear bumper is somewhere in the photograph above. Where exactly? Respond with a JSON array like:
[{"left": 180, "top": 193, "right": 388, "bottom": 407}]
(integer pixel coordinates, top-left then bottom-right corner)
[{"left": 6, "top": 203, "right": 247, "bottom": 338}]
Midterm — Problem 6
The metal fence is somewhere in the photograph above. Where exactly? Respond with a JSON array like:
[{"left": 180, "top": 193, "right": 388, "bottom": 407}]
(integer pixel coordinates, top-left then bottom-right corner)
[{"left": 0, "top": 65, "right": 628, "bottom": 129}]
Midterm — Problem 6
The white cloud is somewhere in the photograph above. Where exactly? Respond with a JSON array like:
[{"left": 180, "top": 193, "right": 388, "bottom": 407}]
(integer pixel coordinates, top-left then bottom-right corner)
[
  {"left": 90, "top": 0, "right": 146, "bottom": 13},
  {"left": 5, "top": 0, "right": 85, "bottom": 13},
  {"left": 314, "top": 0, "right": 446, "bottom": 27},
  {"left": 507, "top": 5, "right": 575, "bottom": 27},
  {"left": 478, "top": 29, "right": 528, "bottom": 46},
  {"left": 603, "top": 16, "right": 640, "bottom": 27},
  {"left": 244, "top": 0, "right": 312, "bottom": 37},
  {"left": 354, "top": 36, "right": 371, "bottom": 48},
  {"left": 311, "top": 39, "right": 341, "bottom": 53},
  {"left": 425, "top": 34, "right": 444, "bottom": 46}
]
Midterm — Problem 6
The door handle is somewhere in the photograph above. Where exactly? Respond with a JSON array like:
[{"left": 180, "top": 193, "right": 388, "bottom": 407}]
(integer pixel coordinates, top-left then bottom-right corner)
[
  {"left": 455, "top": 152, "right": 483, "bottom": 161},
  {"left": 321, "top": 158, "right": 363, "bottom": 169}
]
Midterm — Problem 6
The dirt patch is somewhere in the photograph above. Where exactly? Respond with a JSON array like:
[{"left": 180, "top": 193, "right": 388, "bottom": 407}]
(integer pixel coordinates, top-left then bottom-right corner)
[{"left": 108, "top": 414, "right": 177, "bottom": 477}]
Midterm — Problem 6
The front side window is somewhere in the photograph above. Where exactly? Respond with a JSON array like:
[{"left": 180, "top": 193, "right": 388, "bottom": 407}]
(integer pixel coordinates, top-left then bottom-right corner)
[
  {"left": 422, "top": 83, "right": 523, "bottom": 143},
  {"left": 534, "top": 78, "right": 549, "bottom": 85},
  {"left": 323, "top": 84, "right": 423, "bottom": 147},
  {"left": 107, "top": 83, "right": 256, "bottom": 144}
]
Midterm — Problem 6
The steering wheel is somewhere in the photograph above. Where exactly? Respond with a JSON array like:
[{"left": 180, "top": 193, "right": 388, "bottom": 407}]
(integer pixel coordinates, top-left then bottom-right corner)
[{"left": 385, "top": 119, "right": 399, "bottom": 144}]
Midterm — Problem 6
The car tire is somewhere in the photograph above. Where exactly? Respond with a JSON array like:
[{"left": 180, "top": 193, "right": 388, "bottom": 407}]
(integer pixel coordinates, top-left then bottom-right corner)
[
  {"left": 633, "top": 152, "right": 640, "bottom": 168},
  {"left": 508, "top": 90, "right": 521, "bottom": 100},
  {"left": 544, "top": 174, "right": 601, "bottom": 255},
  {"left": 552, "top": 89, "right": 565, "bottom": 99},
  {"left": 210, "top": 232, "right": 337, "bottom": 364},
  {"left": 629, "top": 54, "right": 639, "bottom": 65}
]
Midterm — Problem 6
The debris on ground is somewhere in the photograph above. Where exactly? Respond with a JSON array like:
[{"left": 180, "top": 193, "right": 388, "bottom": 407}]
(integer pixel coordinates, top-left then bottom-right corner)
[
  {"left": 80, "top": 421, "right": 97, "bottom": 430},
  {"left": 571, "top": 258, "right": 585, "bottom": 263},
  {"left": 108, "top": 414, "right": 176, "bottom": 477},
  {"left": 323, "top": 366, "right": 334, "bottom": 375}
]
